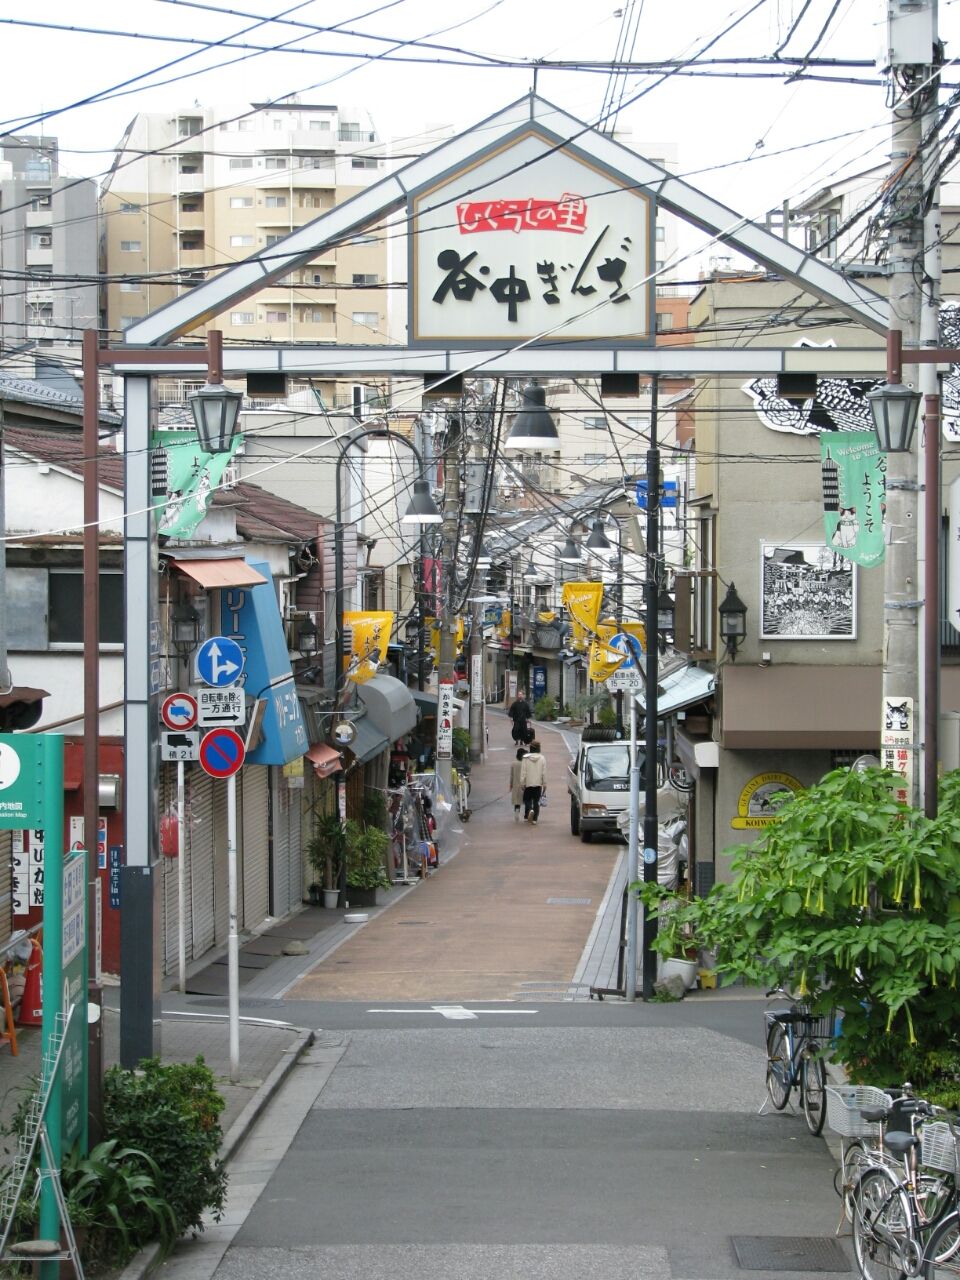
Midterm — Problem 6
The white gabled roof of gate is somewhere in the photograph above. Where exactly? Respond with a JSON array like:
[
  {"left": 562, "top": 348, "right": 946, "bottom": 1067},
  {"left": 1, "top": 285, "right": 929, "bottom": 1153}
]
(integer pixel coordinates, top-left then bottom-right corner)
[{"left": 125, "top": 94, "right": 888, "bottom": 348}]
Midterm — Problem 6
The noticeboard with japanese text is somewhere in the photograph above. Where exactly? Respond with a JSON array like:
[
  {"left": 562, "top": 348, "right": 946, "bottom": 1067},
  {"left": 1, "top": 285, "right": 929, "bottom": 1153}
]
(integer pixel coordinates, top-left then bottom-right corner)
[{"left": 410, "top": 129, "right": 654, "bottom": 346}]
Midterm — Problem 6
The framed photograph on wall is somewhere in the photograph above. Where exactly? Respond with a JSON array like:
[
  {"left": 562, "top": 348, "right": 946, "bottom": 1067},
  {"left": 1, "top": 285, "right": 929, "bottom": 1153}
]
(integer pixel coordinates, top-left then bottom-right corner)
[{"left": 760, "top": 543, "right": 857, "bottom": 640}]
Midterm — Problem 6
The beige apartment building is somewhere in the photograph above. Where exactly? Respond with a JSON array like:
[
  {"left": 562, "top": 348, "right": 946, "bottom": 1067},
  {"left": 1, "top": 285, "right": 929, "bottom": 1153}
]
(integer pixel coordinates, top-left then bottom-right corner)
[{"left": 101, "top": 96, "right": 391, "bottom": 408}]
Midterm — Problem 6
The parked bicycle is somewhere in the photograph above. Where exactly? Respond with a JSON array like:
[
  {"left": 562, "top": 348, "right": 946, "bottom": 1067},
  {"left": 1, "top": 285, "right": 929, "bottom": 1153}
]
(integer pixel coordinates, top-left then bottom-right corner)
[
  {"left": 763, "top": 991, "right": 830, "bottom": 1135},
  {"left": 452, "top": 765, "right": 472, "bottom": 822}
]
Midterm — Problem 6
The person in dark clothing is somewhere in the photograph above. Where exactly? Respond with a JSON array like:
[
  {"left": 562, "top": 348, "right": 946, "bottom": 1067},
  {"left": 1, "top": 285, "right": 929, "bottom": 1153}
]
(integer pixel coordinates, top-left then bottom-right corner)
[{"left": 508, "top": 690, "right": 532, "bottom": 744}]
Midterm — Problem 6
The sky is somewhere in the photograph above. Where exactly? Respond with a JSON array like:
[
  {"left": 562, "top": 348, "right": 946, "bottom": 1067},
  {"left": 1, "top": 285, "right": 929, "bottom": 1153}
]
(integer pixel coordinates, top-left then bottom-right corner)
[{"left": 1, "top": 0, "right": 957, "bottom": 272}]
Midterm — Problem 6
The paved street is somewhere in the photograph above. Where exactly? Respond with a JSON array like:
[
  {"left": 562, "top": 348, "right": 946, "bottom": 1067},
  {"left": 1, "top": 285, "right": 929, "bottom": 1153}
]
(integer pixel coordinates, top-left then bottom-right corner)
[{"left": 148, "top": 713, "right": 856, "bottom": 1280}]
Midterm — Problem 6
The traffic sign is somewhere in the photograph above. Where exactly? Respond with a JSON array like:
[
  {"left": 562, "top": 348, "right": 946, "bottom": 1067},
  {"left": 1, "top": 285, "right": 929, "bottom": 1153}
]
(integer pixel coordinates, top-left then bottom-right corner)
[
  {"left": 199, "top": 727, "right": 245, "bottom": 778},
  {"left": 196, "top": 687, "right": 245, "bottom": 727},
  {"left": 160, "top": 692, "right": 198, "bottom": 731},
  {"left": 196, "top": 636, "right": 245, "bottom": 688},
  {"left": 610, "top": 632, "right": 644, "bottom": 669},
  {"left": 606, "top": 667, "right": 643, "bottom": 692},
  {"left": 161, "top": 730, "right": 201, "bottom": 762}
]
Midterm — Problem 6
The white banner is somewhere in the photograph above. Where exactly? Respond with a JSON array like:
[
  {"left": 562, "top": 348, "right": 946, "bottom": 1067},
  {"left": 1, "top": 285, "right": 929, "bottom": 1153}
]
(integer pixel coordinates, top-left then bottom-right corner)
[
  {"left": 471, "top": 653, "right": 483, "bottom": 705},
  {"left": 437, "top": 681, "right": 455, "bottom": 758},
  {"left": 949, "top": 477, "right": 960, "bottom": 628}
]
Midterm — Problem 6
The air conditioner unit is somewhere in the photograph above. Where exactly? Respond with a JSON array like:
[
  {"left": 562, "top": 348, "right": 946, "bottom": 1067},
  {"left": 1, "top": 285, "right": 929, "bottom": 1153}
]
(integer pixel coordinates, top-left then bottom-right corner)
[{"left": 37, "top": 236, "right": 51, "bottom": 247}]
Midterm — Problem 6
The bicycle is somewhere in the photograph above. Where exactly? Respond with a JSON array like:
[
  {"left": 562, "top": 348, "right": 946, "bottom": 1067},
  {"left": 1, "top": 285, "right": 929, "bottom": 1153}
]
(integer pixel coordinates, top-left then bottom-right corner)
[
  {"left": 844, "top": 1099, "right": 959, "bottom": 1280},
  {"left": 452, "top": 766, "right": 472, "bottom": 822},
  {"left": 763, "top": 992, "right": 830, "bottom": 1135}
]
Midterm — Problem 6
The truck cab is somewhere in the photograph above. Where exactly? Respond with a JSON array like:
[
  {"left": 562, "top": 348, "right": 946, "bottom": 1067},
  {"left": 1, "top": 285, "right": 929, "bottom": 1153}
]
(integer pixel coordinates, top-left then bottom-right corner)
[{"left": 567, "top": 728, "right": 644, "bottom": 842}]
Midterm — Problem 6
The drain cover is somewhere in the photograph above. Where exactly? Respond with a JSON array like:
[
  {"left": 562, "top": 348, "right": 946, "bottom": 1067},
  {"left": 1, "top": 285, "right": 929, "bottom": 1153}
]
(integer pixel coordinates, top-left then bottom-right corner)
[
  {"left": 547, "top": 897, "right": 592, "bottom": 905},
  {"left": 731, "top": 1236, "right": 850, "bottom": 1272}
]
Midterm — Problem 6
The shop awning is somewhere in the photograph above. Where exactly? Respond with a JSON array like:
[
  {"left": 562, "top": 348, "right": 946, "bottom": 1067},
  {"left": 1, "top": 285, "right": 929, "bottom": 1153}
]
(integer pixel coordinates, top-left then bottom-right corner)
[
  {"left": 412, "top": 689, "right": 465, "bottom": 714},
  {"left": 168, "top": 557, "right": 268, "bottom": 589},
  {"left": 358, "top": 673, "right": 417, "bottom": 743},
  {"left": 305, "top": 743, "right": 343, "bottom": 779},
  {"left": 635, "top": 664, "right": 716, "bottom": 717},
  {"left": 346, "top": 716, "right": 390, "bottom": 765}
]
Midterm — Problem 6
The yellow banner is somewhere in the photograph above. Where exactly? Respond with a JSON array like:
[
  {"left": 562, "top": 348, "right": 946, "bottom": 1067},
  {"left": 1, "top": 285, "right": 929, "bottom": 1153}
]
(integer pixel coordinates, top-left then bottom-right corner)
[
  {"left": 344, "top": 610, "right": 394, "bottom": 683},
  {"left": 424, "top": 615, "right": 465, "bottom": 658},
  {"left": 588, "top": 637, "right": 626, "bottom": 682},
  {"left": 562, "top": 582, "right": 603, "bottom": 632}
]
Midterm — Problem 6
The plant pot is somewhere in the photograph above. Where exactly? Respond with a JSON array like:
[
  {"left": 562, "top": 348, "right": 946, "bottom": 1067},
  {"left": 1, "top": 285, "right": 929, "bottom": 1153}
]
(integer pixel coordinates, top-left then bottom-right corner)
[
  {"left": 322, "top": 888, "right": 340, "bottom": 909},
  {"left": 658, "top": 956, "right": 698, "bottom": 990},
  {"left": 345, "top": 886, "right": 380, "bottom": 908}
]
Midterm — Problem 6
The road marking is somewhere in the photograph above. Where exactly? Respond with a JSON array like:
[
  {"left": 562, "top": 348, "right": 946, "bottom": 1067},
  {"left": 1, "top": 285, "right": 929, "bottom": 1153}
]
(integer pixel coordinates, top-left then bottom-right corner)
[{"left": 366, "top": 1004, "right": 539, "bottom": 1020}]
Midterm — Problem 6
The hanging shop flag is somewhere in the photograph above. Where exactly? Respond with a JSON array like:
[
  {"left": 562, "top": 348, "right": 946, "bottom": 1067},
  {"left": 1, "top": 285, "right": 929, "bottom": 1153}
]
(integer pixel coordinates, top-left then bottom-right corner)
[
  {"left": 597, "top": 619, "right": 647, "bottom": 655},
  {"left": 588, "top": 636, "right": 627, "bottom": 683},
  {"left": 424, "top": 615, "right": 465, "bottom": 659},
  {"left": 562, "top": 581, "right": 604, "bottom": 651},
  {"left": 154, "top": 429, "right": 244, "bottom": 540},
  {"left": 344, "top": 611, "right": 395, "bottom": 683},
  {"left": 819, "top": 431, "right": 886, "bottom": 568}
]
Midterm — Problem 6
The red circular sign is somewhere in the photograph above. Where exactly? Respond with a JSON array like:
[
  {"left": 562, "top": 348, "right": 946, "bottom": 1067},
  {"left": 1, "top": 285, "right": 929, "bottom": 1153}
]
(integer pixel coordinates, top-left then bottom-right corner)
[
  {"left": 199, "top": 727, "right": 245, "bottom": 779},
  {"left": 161, "top": 692, "right": 198, "bottom": 732}
]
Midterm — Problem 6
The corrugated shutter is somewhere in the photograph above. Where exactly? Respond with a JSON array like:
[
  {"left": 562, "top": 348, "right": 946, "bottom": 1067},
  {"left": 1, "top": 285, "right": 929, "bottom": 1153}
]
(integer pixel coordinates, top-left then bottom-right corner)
[
  {"left": 288, "top": 782, "right": 302, "bottom": 914},
  {"left": 213, "top": 778, "right": 229, "bottom": 946},
  {"left": 271, "top": 768, "right": 291, "bottom": 919},
  {"left": 160, "top": 765, "right": 181, "bottom": 976},
  {"left": 0, "top": 830, "right": 12, "bottom": 952},
  {"left": 240, "top": 767, "right": 270, "bottom": 930},
  {"left": 188, "top": 770, "right": 215, "bottom": 959}
]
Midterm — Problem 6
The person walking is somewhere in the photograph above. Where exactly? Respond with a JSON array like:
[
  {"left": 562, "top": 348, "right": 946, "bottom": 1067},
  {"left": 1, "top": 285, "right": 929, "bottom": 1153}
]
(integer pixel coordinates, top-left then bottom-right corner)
[
  {"left": 509, "top": 747, "right": 526, "bottom": 822},
  {"left": 508, "top": 689, "right": 532, "bottom": 745},
  {"left": 519, "top": 739, "right": 548, "bottom": 824}
]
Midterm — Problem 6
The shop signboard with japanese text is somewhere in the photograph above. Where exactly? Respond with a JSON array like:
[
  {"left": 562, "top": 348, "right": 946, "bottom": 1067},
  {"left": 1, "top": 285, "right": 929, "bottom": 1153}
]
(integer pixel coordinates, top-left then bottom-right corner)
[{"left": 410, "top": 130, "right": 654, "bottom": 346}]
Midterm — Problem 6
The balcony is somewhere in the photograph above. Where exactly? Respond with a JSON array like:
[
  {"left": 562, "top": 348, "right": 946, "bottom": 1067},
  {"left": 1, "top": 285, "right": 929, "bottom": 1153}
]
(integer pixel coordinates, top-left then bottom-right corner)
[
  {"left": 178, "top": 248, "right": 207, "bottom": 270},
  {"left": 178, "top": 210, "right": 205, "bottom": 231},
  {"left": 338, "top": 127, "right": 376, "bottom": 143},
  {"left": 26, "top": 249, "right": 53, "bottom": 267},
  {"left": 177, "top": 172, "right": 204, "bottom": 194},
  {"left": 25, "top": 211, "right": 52, "bottom": 229}
]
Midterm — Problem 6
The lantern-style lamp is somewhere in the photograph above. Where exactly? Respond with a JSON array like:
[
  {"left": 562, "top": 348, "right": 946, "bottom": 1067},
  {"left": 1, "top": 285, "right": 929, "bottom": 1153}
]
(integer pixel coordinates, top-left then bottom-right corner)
[
  {"left": 189, "top": 382, "right": 243, "bottom": 454},
  {"left": 866, "top": 381, "right": 922, "bottom": 453},
  {"left": 718, "top": 582, "right": 748, "bottom": 659}
]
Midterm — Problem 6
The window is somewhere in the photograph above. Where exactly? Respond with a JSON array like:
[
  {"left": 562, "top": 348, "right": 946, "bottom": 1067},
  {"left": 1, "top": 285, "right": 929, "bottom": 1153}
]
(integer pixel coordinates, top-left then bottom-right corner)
[
  {"left": 228, "top": 157, "right": 254, "bottom": 169},
  {"left": 120, "top": 281, "right": 141, "bottom": 292},
  {"left": 178, "top": 158, "right": 201, "bottom": 174},
  {"left": 120, "top": 240, "right": 141, "bottom": 252},
  {"left": 229, "top": 235, "right": 254, "bottom": 247},
  {"left": 265, "top": 309, "right": 288, "bottom": 323},
  {"left": 299, "top": 193, "right": 324, "bottom": 209},
  {"left": 263, "top": 156, "right": 288, "bottom": 170},
  {"left": 120, "top": 316, "right": 138, "bottom": 330},
  {"left": 28, "top": 233, "right": 51, "bottom": 249},
  {"left": 309, "top": 119, "right": 331, "bottom": 131},
  {"left": 583, "top": 452, "right": 607, "bottom": 466},
  {"left": 351, "top": 311, "right": 378, "bottom": 327},
  {"left": 30, "top": 195, "right": 51, "bottom": 212},
  {"left": 300, "top": 307, "right": 331, "bottom": 323},
  {"left": 48, "top": 571, "right": 123, "bottom": 645},
  {"left": 180, "top": 197, "right": 202, "bottom": 212},
  {"left": 264, "top": 234, "right": 283, "bottom": 245},
  {"left": 120, "top": 201, "right": 141, "bottom": 213},
  {"left": 180, "top": 237, "right": 201, "bottom": 250},
  {"left": 352, "top": 273, "right": 378, "bottom": 286},
  {"left": 230, "top": 196, "right": 253, "bottom": 208},
  {"left": 656, "top": 311, "right": 674, "bottom": 332},
  {"left": 264, "top": 195, "right": 287, "bottom": 208},
  {"left": 231, "top": 311, "right": 255, "bottom": 325},
  {"left": 177, "top": 116, "right": 202, "bottom": 137},
  {"left": 655, "top": 225, "right": 665, "bottom": 241},
  {"left": 238, "top": 118, "right": 253, "bottom": 132},
  {"left": 351, "top": 157, "right": 379, "bottom": 170},
  {"left": 273, "top": 119, "right": 284, "bottom": 131},
  {"left": 656, "top": 258, "right": 665, "bottom": 274},
  {"left": 584, "top": 416, "right": 606, "bottom": 431}
]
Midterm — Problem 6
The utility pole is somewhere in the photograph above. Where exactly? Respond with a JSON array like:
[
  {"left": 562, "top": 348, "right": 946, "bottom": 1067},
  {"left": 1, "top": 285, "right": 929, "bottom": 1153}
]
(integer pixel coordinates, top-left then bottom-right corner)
[
  {"left": 882, "top": 0, "right": 938, "bottom": 808},
  {"left": 641, "top": 376, "right": 660, "bottom": 1001},
  {"left": 434, "top": 414, "right": 461, "bottom": 804},
  {"left": 469, "top": 600, "right": 484, "bottom": 762}
]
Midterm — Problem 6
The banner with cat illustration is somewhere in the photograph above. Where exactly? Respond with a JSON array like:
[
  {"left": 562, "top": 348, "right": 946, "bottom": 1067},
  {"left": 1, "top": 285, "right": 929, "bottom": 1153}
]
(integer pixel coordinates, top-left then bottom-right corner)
[{"left": 819, "top": 431, "right": 886, "bottom": 568}]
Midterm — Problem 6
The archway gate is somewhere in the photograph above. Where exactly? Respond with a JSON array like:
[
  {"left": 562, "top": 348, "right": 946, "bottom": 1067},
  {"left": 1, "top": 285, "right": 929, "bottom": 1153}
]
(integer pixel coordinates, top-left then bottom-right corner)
[{"left": 117, "top": 92, "right": 890, "bottom": 1059}]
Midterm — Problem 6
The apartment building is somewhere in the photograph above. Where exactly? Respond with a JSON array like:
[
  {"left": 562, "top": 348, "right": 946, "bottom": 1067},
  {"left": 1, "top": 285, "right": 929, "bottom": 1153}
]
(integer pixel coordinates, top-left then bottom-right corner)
[
  {"left": 101, "top": 96, "right": 391, "bottom": 393},
  {"left": 0, "top": 135, "right": 98, "bottom": 354}
]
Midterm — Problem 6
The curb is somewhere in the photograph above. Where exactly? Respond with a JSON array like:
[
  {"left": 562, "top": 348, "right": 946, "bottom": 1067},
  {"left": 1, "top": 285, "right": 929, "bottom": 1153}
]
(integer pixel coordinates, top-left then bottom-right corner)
[{"left": 116, "top": 1023, "right": 316, "bottom": 1280}]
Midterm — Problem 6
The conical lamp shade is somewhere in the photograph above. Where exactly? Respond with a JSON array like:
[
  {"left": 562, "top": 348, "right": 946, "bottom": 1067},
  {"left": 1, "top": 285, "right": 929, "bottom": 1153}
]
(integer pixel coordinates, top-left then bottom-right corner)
[
  {"left": 401, "top": 478, "right": 443, "bottom": 524},
  {"left": 559, "top": 536, "right": 581, "bottom": 564},
  {"left": 505, "top": 382, "right": 560, "bottom": 452},
  {"left": 585, "top": 519, "right": 614, "bottom": 556}
]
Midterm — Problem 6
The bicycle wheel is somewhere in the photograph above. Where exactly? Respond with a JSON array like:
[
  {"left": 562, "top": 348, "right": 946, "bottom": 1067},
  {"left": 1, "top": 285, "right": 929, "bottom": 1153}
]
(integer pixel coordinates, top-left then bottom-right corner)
[
  {"left": 765, "top": 1021, "right": 791, "bottom": 1111},
  {"left": 836, "top": 1139, "right": 867, "bottom": 1224},
  {"left": 852, "top": 1166, "right": 912, "bottom": 1280},
  {"left": 924, "top": 1210, "right": 960, "bottom": 1275},
  {"left": 801, "top": 1051, "right": 827, "bottom": 1135}
]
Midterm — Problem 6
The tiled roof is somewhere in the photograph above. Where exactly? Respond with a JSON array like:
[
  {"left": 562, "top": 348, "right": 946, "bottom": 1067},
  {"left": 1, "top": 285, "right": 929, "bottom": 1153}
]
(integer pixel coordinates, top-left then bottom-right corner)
[
  {"left": 0, "top": 375, "right": 122, "bottom": 425},
  {"left": 217, "top": 481, "right": 326, "bottom": 545},
  {"left": 3, "top": 425, "right": 125, "bottom": 490}
]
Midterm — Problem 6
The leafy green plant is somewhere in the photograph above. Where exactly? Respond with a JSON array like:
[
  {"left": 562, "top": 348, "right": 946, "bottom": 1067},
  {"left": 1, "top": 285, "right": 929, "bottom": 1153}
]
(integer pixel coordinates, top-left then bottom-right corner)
[
  {"left": 361, "top": 788, "right": 388, "bottom": 830},
  {"left": 63, "top": 1138, "right": 178, "bottom": 1268},
  {"left": 306, "top": 812, "right": 347, "bottom": 891},
  {"left": 104, "top": 1055, "right": 227, "bottom": 1241},
  {"left": 533, "top": 694, "right": 557, "bottom": 721},
  {"left": 597, "top": 701, "right": 617, "bottom": 729},
  {"left": 637, "top": 767, "right": 960, "bottom": 1092},
  {"left": 452, "top": 727, "right": 472, "bottom": 766},
  {"left": 344, "top": 819, "right": 390, "bottom": 891}
]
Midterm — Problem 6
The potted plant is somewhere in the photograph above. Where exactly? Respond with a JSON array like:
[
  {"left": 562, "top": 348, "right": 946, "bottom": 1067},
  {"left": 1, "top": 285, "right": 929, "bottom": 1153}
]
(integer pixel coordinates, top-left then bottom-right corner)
[
  {"left": 639, "top": 886, "right": 701, "bottom": 991},
  {"left": 344, "top": 819, "right": 390, "bottom": 907},
  {"left": 305, "top": 814, "right": 345, "bottom": 909}
]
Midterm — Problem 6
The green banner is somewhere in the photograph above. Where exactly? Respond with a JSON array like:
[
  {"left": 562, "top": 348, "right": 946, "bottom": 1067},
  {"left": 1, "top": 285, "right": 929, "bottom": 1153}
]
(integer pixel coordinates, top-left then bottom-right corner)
[
  {"left": 820, "top": 431, "right": 886, "bottom": 568},
  {"left": 154, "top": 430, "right": 243, "bottom": 539}
]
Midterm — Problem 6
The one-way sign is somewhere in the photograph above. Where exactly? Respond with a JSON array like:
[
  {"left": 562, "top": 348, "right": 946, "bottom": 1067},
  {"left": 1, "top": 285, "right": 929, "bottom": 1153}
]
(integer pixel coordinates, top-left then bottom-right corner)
[{"left": 196, "top": 686, "right": 245, "bottom": 727}]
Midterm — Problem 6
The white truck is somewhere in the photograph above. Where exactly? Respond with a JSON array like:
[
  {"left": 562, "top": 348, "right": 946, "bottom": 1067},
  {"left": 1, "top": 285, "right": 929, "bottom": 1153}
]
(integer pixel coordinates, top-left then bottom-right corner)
[{"left": 567, "top": 727, "right": 644, "bottom": 843}]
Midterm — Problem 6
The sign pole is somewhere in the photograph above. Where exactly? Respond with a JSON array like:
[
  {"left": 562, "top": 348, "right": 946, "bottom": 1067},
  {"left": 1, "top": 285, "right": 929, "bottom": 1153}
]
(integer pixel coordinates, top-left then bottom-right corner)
[
  {"left": 624, "top": 694, "right": 641, "bottom": 1001},
  {"left": 642, "top": 376, "right": 661, "bottom": 1002},
  {"left": 227, "top": 772, "right": 240, "bottom": 1082},
  {"left": 177, "top": 759, "right": 186, "bottom": 995}
]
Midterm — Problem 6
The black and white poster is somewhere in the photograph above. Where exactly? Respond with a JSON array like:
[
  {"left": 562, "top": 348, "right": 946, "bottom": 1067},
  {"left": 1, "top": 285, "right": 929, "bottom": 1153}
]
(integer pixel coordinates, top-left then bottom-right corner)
[{"left": 760, "top": 543, "right": 857, "bottom": 640}]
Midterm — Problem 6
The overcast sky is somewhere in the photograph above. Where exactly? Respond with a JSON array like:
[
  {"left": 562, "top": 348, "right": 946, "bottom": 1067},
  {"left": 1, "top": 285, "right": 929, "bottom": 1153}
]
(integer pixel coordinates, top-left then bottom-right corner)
[{"left": 2, "top": 0, "right": 957, "bottom": 269}]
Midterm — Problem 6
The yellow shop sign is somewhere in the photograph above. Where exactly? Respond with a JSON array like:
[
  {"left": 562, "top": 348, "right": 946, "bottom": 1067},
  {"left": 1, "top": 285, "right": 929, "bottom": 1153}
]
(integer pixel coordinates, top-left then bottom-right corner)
[{"left": 731, "top": 771, "right": 804, "bottom": 829}]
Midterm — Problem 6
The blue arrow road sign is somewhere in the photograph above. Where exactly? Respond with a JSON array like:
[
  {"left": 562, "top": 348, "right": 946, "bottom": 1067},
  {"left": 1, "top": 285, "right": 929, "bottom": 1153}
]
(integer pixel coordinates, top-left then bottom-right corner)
[
  {"left": 196, "top": 636, "right": 245, "bottom": 688},
  {"left": 610, "top": 632, "right": 644, "bottom": 668},
  {"left": 199, "top": 727, "right": 245, "bottom": 779}
]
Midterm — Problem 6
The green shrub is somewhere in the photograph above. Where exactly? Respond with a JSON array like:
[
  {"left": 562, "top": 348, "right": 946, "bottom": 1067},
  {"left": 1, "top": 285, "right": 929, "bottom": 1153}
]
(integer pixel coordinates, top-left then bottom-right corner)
[
  {"left": 63, "top": 1138, "right": 178, "bottom": 1268},
  {"left": 452, "top": 727, "right": 472, "bottom": 765},
  {"left": 344, "top": 818, "right": 391, "bottom": 890},
  {"left": 597, "top": 701, "right": 617, "bottom": 728},
  {"left": 533, "top": 694, "right": 557, "bottom": 721},
  {"left": 104, "top": 1055, "right": 227, "bottom": 1241}
]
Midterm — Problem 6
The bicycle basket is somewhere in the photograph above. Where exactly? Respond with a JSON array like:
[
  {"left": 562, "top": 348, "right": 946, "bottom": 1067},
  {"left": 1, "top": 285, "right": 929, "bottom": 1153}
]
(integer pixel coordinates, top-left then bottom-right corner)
[
  {"left": 921, "top": 1121, "right": 960, "bottom": 1175},
  {"left": 797, "top": 1009, "right": 834, "bottom": 1040},
  {"left": 825, "top": 1085, "right": 894, "bottom": 1138}
]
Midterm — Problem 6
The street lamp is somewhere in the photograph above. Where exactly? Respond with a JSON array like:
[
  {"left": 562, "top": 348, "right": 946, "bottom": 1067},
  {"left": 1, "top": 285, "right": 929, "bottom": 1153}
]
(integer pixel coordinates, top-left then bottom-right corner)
[
  {"left": 401, "top": 478, "right": 443, "bottom": 525},
  {"left": 504, "top": 380, "right": 561, "bottom": 451},
  {"left": 657, "top": 587, "right": 675, "bottom": 651},
  {"left": 559, "top": 531, "right": 582, "bottom": 564},
  {"left": 586, "top": 518, "right": 615, "bottom": 557},
  {"left": 188, "top": 380, "right": 243, "bottom": 455},
  {"left": 718, "top": 582, "right": 748, "bottom": 659},
  {"left": 522, "top": 556, "right": 539, "bottom": 580},
  {"left": 296, "top": 615, "right": 319, "bottom": 658},
  {"left": 866, "top": 381, "right": 922, "bottom": 454}
]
